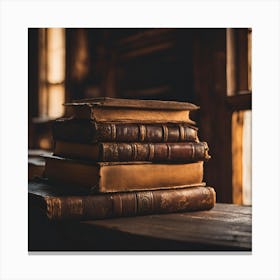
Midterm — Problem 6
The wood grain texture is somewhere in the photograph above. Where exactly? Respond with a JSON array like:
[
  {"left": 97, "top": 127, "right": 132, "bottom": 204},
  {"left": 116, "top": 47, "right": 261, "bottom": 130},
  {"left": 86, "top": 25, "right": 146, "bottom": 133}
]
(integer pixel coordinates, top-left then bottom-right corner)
[
  {"left": 232, "top": 111, "right": 244, "bottom": 204},
  {"left": 193, "top": 29, "right": 233, "bottom": 203},
  {"left": 29, "top": 203, "right": 251, "bottom": 251},
  {"left": 80, "top": 203, "right": 251, "bottom": 251}
]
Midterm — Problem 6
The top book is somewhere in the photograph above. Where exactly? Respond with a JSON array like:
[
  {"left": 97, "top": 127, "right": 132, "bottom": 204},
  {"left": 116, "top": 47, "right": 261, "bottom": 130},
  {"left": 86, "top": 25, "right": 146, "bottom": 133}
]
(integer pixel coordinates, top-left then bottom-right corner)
[{"left": 65, "top": 97, "right": 199, "bottom": 124}]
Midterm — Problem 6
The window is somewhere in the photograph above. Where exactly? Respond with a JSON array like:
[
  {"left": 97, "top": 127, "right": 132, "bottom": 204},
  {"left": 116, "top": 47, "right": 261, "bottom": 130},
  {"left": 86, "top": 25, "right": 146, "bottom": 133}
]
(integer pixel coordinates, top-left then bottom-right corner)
[
  {"left": 38, "top": 28, "right": 65, "bottom": 119},
  {"left": 227, "top": 28, "right": 252, "bottom": 205}
]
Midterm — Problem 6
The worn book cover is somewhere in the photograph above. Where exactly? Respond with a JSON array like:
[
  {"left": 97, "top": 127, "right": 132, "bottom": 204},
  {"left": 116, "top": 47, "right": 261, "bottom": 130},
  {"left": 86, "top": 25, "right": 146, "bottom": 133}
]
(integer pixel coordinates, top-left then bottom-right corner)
[
  {"left": 53, "top": 119, "right": 199, "bottom": 143},
  {"left": 65, "top": 97, "right": 199, "bottom": 110},
  {"left": 64, "top": 97, "right": 199, "bottom": 123},
  {"left": 29, "top": 180, "right": 215, "bottom": 221},
  {"left": 44, "top": 155, "right": 205, "bottom": 193},
  {"left": 54, "top": 141, "right": 210, "bottom": 162}
]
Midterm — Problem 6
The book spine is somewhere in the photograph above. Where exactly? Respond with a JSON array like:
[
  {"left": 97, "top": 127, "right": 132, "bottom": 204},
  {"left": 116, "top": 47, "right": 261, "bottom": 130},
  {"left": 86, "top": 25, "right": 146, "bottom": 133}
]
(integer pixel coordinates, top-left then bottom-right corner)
[
  {"left": 97, "top": 123, "right": 198, "bottom": 143},
  {"left": 101, "top": 142, "right": 210, "bottom": 162},
  {"left": 53, "top": 120, "right": 198, "bottom": 143},
  {"left": 45, "top": 186, "right": 216, "bottom": 220}
]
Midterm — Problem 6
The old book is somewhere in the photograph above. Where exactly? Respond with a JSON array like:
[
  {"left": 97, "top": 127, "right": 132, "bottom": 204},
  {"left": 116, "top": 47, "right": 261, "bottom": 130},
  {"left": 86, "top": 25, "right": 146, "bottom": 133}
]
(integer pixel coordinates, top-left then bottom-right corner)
[
  {"left": 44, "top": 155, "right": 204, "bottom": 193},
  {"left": 28, "top": 157, "right": 45, "bottom": 180},
  {"left": 28, "top": 149, "right": 52, "bottom": 180},
  {"left": 64, "top": 97, "right": 198, "bottom": 123},
  {"left": 54, "top": 141, "right": 210, "bottom": 163},
  {"left": 52, "top": 118, "right": 199, "bottom": 143},
  {"left": 29, "top": 180, "right": 215, "bottom": 220}
]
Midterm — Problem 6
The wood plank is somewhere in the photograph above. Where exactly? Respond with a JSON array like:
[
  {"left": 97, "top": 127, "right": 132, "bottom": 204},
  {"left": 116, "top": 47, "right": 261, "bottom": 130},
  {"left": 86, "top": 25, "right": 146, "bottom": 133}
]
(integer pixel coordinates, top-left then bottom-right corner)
[
  {"left": 208, "top": 203, "right": 251, "bottom": 215},
  {"left": 84, "top": 207, "right": 251, "bottom": 232},
  {"left": 82, "top": 218, "right": 251, "bottom": 250},
  {"left": 236, "top": 29, "right": 249, "bottom": 92},
  {"left": 29, "top": 203, "right": 251, "bottom": 251},
  {"left": 227, "top": 93, "right": 252, "bottom": 111},
  {"left": 193, "top": 29, "right": 233, "bottom": 203},
  {"left": 81, "top": 203, "right": 252, "bottom": 250},
  {"left": 178, "top": 210, "right": 251, "bottom": 222},
  {"left": 232, "top": 111, "right": 244, "bottom": 204},
  {"left": 101, "top": 213, "right": 252, "bottom": 236},
  {"left": 226, "top": 28, "right": 237, "bottom": 96}
]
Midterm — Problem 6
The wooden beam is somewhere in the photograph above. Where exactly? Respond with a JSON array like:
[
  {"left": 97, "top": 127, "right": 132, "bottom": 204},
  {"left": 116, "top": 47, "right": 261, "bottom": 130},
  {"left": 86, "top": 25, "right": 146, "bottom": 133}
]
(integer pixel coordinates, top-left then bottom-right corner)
[
  {"left": 236, "top": 29, "right": 249, "bottom": 92},
  {"left": 227, "top": 92, "right": 252, "bottom": 111},
  {"left": 232, "top": 111, "right": 244, "bottom": 204},
  {"left": 193, "top": 29, "right": 233, "bottom": 203}
]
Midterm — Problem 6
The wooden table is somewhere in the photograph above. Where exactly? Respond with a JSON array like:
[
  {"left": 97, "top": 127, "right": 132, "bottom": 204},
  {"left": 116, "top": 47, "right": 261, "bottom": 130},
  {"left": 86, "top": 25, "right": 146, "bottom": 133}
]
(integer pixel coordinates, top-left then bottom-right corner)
[{"left": 29, "top": 203, "right": 251, "bottom": 251}]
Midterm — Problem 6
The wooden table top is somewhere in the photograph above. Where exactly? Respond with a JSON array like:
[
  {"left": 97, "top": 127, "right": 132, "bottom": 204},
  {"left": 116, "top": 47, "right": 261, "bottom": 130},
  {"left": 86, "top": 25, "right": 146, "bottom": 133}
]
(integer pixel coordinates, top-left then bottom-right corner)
[
  {"left": 80, "top": 203, "right": 252, "bottom": 251},
  {"left": 29, "top": 203, "right": 252, "bottom": 251}
]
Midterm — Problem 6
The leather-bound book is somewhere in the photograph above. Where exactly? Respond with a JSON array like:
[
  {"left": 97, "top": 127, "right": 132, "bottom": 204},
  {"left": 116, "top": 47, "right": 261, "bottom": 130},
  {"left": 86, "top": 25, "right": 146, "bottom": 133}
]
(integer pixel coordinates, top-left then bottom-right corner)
[
  {"left": 28, "top": 180, "right": 216, "bottom": 221},
  {"left": 44, "top": 155, "right": 204, "bottom": 193},
  {"left": 54, "top": 141, "right": 210, "bottom": 163},
  {"left": 52, "top": 119, "right": 199, "bottom": 143},
  {"left": 64, "top": 97, "right": 198, "bottom": 123}
]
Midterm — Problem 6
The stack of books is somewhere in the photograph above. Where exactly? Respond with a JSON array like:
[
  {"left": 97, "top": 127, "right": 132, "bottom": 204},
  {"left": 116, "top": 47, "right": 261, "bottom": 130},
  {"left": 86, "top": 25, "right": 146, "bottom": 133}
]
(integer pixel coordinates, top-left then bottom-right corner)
[{"left": 29, "top": 97, "right": 216, "bottom": 221}]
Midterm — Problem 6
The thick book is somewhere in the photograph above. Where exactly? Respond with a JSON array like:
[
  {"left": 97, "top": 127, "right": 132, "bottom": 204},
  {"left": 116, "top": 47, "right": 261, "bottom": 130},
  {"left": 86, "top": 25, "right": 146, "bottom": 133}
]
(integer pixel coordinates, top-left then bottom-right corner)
[
  {"left": 64, "top": 97, "right": 198, "bottom": 123},
  {"left": 44, "top": 155, "right": 204, "bottom": 193},
  {"left": 54, "top": 141, "right": 210, "bottom": 163},
  {"left": 29, "top": 180, "right": 216, "bottom": 221},
  {"left": 52, "top": 118, "right": 199, "bottom": 143},
  {"left": 28, "top": 157, "right": 45, "bottom": 180},
  {"left": 28, "top": 149, "right": 51, "bottom": 180}
]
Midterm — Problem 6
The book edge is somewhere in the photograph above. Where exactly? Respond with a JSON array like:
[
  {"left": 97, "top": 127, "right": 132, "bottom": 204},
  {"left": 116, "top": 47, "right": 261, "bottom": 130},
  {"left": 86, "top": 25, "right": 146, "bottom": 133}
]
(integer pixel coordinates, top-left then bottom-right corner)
[{"left": 64, "top": 97, "right": 199, "bottom": 111}]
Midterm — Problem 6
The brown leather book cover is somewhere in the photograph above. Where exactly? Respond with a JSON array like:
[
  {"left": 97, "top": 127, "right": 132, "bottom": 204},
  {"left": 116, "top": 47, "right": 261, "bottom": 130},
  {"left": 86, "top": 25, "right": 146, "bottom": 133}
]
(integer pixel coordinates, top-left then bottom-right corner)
[
  {"left": 54, "top": 141, "right": 210, "bottom": 163},
  {"left": 64, "top": 97, "right": 199, "bottom": 110},
  {"left": 44, "top": 156, "right": 204, "bottom": 193},
  {"left": 52, "top": 119, "right": 199, "bottom": 143},
  {"left": 29, "top": 180, "right": 216, "bottom": 221},
  {"left": 64, "top": 97, "right": 198, "bottom": 123}
]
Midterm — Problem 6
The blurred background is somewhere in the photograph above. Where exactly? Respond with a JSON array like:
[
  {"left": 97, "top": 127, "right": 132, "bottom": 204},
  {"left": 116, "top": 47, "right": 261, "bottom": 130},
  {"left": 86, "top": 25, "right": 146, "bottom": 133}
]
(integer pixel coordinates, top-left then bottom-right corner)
[{"left": 28, "top": 28, "right": 251, "bottom": 205}]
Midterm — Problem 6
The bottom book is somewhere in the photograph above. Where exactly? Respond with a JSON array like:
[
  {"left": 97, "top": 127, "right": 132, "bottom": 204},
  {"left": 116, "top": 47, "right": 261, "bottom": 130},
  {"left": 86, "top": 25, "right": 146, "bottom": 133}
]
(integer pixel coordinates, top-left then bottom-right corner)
[{"left": 29, "top": 180, "right": 216, "bottom": 221}]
